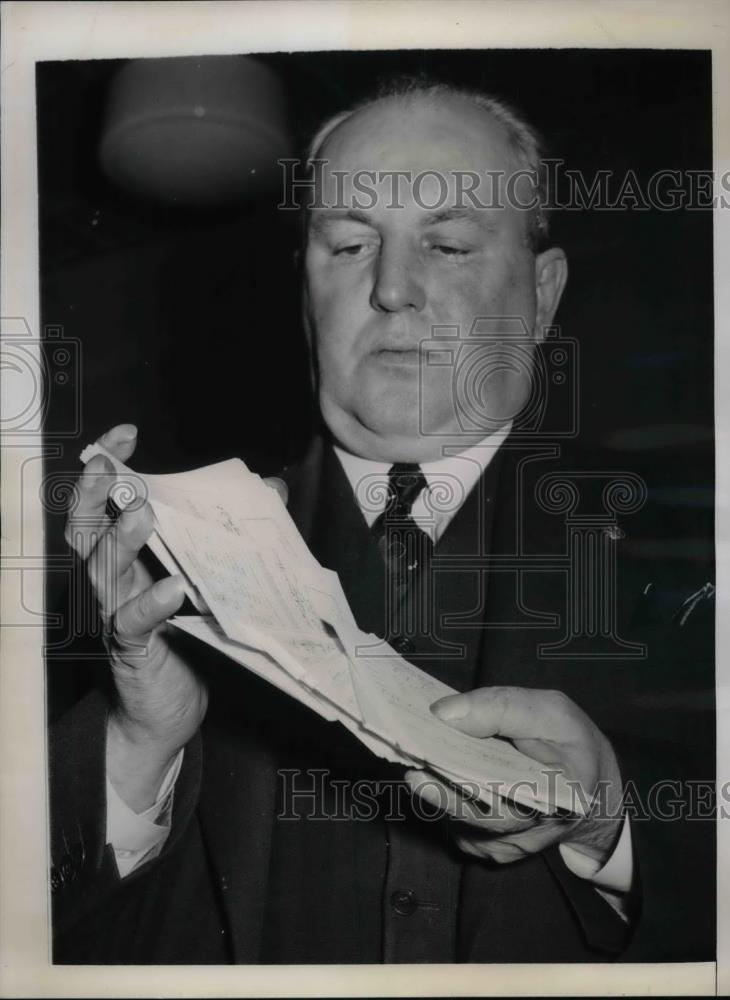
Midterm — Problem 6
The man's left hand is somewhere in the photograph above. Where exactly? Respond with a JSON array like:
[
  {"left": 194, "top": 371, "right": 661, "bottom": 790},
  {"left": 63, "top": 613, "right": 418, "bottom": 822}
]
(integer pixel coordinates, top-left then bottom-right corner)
[{"left": 404, "top": 686, "right": 623, "bottom": 866}]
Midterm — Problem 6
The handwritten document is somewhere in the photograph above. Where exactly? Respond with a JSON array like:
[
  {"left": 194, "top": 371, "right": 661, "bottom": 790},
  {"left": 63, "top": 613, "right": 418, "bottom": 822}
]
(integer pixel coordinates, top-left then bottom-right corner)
[{"left": 80, "top": 443, "right": 582, "bottom": 814}]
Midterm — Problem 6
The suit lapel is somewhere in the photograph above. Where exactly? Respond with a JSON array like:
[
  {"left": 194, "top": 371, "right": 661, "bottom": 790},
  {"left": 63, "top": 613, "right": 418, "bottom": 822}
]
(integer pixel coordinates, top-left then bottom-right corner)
[
  {"left": 406, "top": 448, "right": 502, "bottom": 690},
  {"left": 473, "top": 442, "right": 568, "bottom": 691},
  {"left": 301, "top": 441, "right": 389, "bottom": 637}
]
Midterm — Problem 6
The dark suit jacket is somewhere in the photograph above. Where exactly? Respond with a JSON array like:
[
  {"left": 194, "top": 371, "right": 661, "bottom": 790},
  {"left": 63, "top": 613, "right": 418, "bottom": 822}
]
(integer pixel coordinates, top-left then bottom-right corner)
[{"left": 49, "top": 434, "right": 715, "bottom": 963}]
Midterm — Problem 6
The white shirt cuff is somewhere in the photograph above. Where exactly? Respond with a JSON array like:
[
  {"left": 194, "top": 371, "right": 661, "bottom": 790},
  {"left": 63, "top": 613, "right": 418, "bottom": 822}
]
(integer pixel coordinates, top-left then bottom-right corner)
[
  {"left": 106, "top": 750, "right": 184, "bottom": 878},
  {"left": 559, "top": 814, "right": 633, "bottom": 892},
  {"left": 559, "top": 816, "right": 633, "bottom": 922}
]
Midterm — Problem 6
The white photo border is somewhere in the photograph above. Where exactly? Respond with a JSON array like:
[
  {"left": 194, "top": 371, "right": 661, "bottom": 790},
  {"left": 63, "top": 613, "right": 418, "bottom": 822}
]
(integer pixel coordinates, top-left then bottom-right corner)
[{"left": 1, "top": 1, "right": 727, "bottom": 995}]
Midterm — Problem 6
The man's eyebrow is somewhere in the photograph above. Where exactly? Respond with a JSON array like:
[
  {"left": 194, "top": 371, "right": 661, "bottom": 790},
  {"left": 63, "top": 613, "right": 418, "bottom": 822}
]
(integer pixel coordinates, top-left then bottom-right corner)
[
  {"left": 421, "top": 207, "right": 488, "bottom": 226},
  {"left": 307, "top": 206, "right": 498, "bottom": 234},
  {"left": 308, "top": 209, "right": 375, "bottom": 232}
]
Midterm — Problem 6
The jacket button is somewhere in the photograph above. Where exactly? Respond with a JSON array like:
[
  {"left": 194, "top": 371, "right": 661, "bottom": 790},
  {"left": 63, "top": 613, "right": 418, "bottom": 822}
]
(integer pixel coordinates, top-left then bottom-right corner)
[
  {"left": 390, "top": 889, "right": 417, "bottom": 916},
  {"left": 392, "top": 636, "right": 415, "bottom": 656},
  {"left": 50, "top": 866, "right": 63, "bottom": 893}
]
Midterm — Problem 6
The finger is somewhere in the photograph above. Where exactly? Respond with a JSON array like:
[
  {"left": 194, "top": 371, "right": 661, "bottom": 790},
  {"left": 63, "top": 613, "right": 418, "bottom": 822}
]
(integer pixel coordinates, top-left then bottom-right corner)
[
  {"left": 65, "top": 454, "right": 116, "bottom": 559},
  {"left": 97, "top": 423, "right": 138, "bottom": 463},
  {"left": 264, "top": 477, "right": 289, "bottom": 506},
  {"left": 454, "top": 817, "right": 568, "bottom": 864},
  {"left": 113, "top": 575, "right": 186, "bottom": 651},
  {"left": 431, "top": 686, "right": 585, "bottom": 746},
  {"left": 404, "top": 770, "right": 537, "bottom": 834},
  {"left": 453, "top": 832, "right": 529, "bottom": 864},
  {"left": 89, "top": 502, "right": 156, "bottom": 615}
]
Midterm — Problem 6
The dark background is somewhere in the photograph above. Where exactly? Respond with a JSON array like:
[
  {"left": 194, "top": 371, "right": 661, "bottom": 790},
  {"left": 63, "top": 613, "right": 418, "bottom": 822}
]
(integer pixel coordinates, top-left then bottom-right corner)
[{"left": 38, "top": 49, "right": 714, "bottom": 697}]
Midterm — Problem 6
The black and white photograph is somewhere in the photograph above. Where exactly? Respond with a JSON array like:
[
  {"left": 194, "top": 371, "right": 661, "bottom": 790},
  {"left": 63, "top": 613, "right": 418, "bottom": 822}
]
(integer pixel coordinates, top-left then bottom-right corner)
[{"left": 1, "top": 1, "right": 728, "bottom": 995}]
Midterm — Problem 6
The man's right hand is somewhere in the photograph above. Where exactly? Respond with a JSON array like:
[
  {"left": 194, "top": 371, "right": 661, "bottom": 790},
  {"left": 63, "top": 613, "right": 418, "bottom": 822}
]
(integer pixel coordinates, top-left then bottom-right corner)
[{"left": 66, "top": 424, "right": 208, "bottom": 813}]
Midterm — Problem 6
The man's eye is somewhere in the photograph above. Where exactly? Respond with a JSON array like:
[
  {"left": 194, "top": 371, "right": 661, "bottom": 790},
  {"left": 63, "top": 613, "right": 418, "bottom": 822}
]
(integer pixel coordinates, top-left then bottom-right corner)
[
  {"left": 332, "top": 241, "right": 377, "bottom": 257},
  {"left": 432, "top": 244, "right": 470, "bottom": 257}
]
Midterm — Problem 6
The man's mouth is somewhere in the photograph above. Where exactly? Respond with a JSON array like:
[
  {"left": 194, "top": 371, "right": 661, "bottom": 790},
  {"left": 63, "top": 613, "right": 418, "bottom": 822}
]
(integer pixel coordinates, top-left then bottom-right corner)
[{"left": 373, "top": 347, "right": 421, "bottom": 365}]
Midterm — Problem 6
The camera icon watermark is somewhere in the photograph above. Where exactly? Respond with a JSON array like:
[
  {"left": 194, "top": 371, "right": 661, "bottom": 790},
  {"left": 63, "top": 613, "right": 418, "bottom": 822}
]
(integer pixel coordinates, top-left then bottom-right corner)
[
  {"left": 418, "top": 317, "right": 578, "bottom": 439},
  {"left": 1, "top": 317, "right": 82, "bottom": 437}
]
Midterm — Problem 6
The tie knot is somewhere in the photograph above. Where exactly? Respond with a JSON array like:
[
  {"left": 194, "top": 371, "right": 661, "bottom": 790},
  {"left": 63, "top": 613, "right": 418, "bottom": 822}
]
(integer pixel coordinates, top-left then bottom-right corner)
[{"left": 385, "top": 463, "right": 427, "bottom": 519}]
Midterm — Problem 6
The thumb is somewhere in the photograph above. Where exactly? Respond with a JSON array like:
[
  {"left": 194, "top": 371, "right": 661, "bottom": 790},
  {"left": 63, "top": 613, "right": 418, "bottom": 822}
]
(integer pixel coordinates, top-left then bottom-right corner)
[
  {"left": 430, "top": 687, "right": 512, "bottom": 738},
  {"left": 431, "top": 686, "right": 562, "bottom": 741},
  {"left": 98, "top": 423, "right": 138, "bottom": 464},
  {"left": 115, "top": 574, "right": 186, "bottom": 647}
]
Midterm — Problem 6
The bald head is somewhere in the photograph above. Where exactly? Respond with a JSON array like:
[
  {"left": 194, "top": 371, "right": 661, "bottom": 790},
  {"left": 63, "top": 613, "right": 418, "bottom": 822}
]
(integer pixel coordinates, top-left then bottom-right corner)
[{"left": 308, "top": 82, "right": 549, "bottom": 252}]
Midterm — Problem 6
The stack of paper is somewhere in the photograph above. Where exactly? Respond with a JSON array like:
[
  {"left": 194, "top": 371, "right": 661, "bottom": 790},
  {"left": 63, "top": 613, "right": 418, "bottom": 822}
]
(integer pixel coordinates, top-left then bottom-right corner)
[{"left": 80, "top": 443, "right": 583, "bottom": 815}]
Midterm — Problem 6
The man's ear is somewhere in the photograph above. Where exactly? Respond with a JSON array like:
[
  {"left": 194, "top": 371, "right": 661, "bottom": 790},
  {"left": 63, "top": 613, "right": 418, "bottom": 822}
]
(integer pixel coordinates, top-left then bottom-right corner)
[
  {"left": 300, "top": 282, "right": 319, "bottom": 393},
  {"left": 533, "top": 247, "right": 568, "bottom": 340},
  {"left": 301, "top": 281, "right": 313, "bottom": 349}
]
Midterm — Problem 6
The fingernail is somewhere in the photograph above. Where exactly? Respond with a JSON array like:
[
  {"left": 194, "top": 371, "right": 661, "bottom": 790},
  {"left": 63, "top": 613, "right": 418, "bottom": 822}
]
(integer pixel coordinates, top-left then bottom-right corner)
[
  {"left": 431, "top": 696, "right": 469, "bottom": 721},
  {"left": 117, "top": 424, "right": 137, "bottom": 442},
  {"left": 154, "top": 575, "right": 184, "bottom": 604}
]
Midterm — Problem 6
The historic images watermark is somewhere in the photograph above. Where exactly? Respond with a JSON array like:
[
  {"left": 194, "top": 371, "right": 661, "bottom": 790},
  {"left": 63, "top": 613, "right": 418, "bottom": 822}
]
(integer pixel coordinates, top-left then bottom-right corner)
[
  {"left": 416, "top": 317, "right": 578, "bottom": 440},
  {"left": 2, "top": 318, "right": 82, "bottom": 439},
  {"left": 3, "top": 317, "right": 86, "bottom": 644},
  {"left": 278, "top": 160, "right": 730, "bottom": 213},
  {"left": 276, "top": 768, "right": 718, "bottom": 823},
  {"left": 2, "top": 317, "right": 155, "bottom": 652}
]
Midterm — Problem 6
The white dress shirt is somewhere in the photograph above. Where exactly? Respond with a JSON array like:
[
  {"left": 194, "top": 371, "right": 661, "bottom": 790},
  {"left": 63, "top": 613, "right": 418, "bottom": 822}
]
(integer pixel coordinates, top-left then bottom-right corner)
[{"left": 107, "top": 426, "right": 633, "bottom": 919}]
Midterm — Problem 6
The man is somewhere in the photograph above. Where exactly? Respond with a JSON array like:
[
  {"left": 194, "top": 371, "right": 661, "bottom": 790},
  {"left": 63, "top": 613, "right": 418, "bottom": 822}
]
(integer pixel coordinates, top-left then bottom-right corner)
[{"left": 50, "top": 80, "right": 714, "bottom": 963}]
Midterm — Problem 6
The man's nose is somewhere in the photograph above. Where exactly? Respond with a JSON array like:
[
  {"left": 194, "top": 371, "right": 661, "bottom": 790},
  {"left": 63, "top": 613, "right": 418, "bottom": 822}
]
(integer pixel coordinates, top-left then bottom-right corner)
[{"left": 370, "top": 245, "right": 426, "bottom": 313}]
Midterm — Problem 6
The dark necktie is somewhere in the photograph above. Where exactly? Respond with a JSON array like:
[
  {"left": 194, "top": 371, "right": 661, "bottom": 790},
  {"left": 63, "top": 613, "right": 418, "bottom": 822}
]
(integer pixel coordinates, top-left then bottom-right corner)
[{"left": 370, "top": 463, "right": 433, "bottom": 608}]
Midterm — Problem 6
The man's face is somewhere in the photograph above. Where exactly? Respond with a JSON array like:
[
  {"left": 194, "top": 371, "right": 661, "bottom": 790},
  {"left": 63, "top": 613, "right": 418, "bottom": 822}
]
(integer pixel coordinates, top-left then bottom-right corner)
[{"left": 304, "top": 94, "right": 567, "bottom": 462}]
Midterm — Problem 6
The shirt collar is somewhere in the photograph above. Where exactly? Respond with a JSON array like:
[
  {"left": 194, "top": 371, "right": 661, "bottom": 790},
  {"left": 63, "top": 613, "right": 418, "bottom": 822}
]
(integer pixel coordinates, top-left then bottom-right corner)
[{"left": 333, "top": 423, "right": 512, "bottom": 529}]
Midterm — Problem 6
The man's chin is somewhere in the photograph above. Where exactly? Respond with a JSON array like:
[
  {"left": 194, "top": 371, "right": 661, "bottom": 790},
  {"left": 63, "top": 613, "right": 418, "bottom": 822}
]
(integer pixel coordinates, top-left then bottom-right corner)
[
  {"left": 348, "top": 430, "right": 489, "bottom": 464},
  {"left": 322, "top": 402, "right": 484, "bottom": 463}
]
